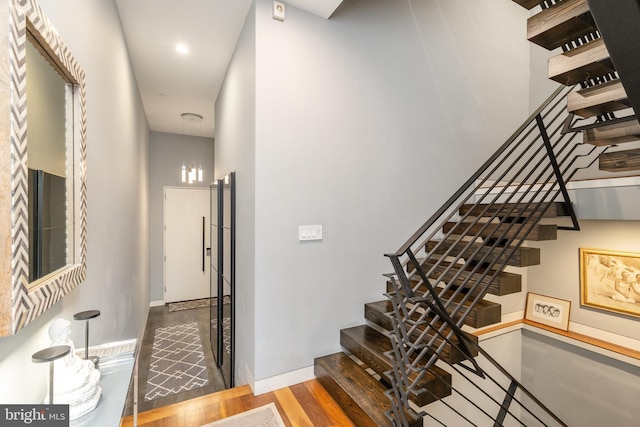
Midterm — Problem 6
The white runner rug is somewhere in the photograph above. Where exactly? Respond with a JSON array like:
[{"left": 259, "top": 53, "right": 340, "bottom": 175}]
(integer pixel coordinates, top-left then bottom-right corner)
[
  {"left": 201, "top": 402, "right": 285, "bottom": 427},
  {"left": 144, "top": 322, "right": 209, "bottom": 401}
]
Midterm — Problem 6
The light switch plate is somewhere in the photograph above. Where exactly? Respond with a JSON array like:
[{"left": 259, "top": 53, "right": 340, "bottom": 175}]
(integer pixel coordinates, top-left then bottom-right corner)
[{"left": 299, "top": 225, "right": 323, "bottom": 241}]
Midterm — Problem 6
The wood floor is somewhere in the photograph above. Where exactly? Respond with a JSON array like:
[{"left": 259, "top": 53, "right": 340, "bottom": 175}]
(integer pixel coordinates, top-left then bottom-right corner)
[{"left": 120, "top": 379, "right": 356, "bottom": 427}]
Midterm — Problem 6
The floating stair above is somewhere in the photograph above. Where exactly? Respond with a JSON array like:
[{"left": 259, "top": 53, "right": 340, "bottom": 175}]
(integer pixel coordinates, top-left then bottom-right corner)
[
  {"left": 583, "top": 118, "right": 640, "bottom": 146},
  {"left": 514, "top": 0, "right": 640, "bottom": 162},
  {"left": 364, "top": 299, "right": 479, "bottom": 364},
  {"left": 408, "top": 258, "right": 522, "bottom": 296},
  {"left": 599, "top": 148, "right": 640, "bottom": 172},
  {"left": 567, "top": 79, "right": 631, "bottom": 118},
  {"left": 548, "top": 38, "right": 613, "bottom": 85},
  {"left": 527, "top": 0, "right": 595, "bottom": 50},
  {"left": 442, "top": 221, "right": 557, "bottom": 241},
  {"left": 459, "top": 201, "right": 567, "bottom": 219},
  {"left": 425, "top": 238, "right": 541, "bottom": 267},
  {"left": 386, "top": 280, "right": 502, "bottom": 328}
]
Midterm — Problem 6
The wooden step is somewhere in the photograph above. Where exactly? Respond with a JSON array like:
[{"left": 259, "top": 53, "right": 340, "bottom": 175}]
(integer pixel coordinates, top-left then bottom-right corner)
[
  {"left": 548, "top": 38, "right": 614, "bottom": 85},
  {"left": 385, "top": 280, "right": 502, "bottom": 328},
  {"left": 425, "top": 238, "right": 541, "bottom": 267},
  {"left": 583, "top": 118, "right": 640, "bottom": 146},
  {"left": 512, "top": 0, "right": 542, "bottom": 10},
  {"left": 314, "top": 352, "right": 422, "bottom": 427},
  {"left": 408, "top": 258, "right": 522, "bottom": 296},
  {"left": 442, "top": 220, "right": 557, "bottom": 241},
  {"left": 599, "top": 148, "right": 640, "bottom": 172},
  {"left": 527, "top": 0, "right": 596, "bottom": 50},
  {"left": 567, "top": 79, "right": 631, "bottom": 118},
  {"left": 365, "top": 300, "right": 396, "bottom": 331},
  {"left": 459, "top": 201, "right": 566, "bottom": 220},
  {"left": 364, "top": 300, "right": 479, "bottom": 364},
  {"left": 340, "top": 325, "right": 452, "bottom": 406}
]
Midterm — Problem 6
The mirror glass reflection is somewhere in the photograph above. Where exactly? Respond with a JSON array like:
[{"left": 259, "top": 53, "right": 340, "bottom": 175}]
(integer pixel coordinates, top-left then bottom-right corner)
[{"left": 26, "top": 36, "right": 69, "bottom": 283}]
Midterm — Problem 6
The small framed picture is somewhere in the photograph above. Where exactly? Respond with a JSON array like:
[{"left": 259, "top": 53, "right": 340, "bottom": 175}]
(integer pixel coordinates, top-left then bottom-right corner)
[{"left": 525, "top": 292, "right": 571, "bottom": 331}]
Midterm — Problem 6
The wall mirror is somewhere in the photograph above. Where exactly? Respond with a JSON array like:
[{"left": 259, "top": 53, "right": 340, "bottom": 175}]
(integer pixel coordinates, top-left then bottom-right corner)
[{"left": 0, "top": 0, "right": 87, "bottom": 336}]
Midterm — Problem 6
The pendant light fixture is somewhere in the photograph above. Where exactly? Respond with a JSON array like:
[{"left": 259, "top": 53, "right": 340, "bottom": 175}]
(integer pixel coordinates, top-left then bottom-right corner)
[{"left": 180, "top": 113, "right": 204, "bottom": 184}]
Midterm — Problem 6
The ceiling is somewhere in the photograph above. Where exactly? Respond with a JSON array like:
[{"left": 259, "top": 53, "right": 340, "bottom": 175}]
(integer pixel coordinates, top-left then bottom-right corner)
[{"left": 115, "top": 0, "right": 343, "bottom": 138}]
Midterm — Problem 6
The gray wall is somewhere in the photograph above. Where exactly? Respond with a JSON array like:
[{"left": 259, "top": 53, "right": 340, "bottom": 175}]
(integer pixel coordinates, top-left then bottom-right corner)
[
  {"left": 215, "top": 0, "right": 531, "bottom": 384},
  {"left": 215, "top": 1, "right": 257, "bottom": 384},
  {"left": 522, "top": 329, "right": 639, "bottom": 426},
  {"left": 0, "top": 0, "right": 149, "bottom": 403},
  {"left": 148, "top": 131, "right": 214, "bottom": 302}
]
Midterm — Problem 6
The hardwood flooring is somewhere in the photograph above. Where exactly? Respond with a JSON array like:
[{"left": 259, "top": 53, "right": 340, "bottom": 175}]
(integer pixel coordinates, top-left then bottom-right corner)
[{"left": 120, "top": 379, "right": 356, "bottom": 427}]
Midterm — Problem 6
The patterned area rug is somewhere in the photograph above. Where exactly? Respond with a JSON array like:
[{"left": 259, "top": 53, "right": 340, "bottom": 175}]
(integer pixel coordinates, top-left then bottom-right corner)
[
  {"left": 168, "top": 296, "right": 231, "bottom": 312},
  {"left": 144, "top": 322, "right": 209, "bottom": 401},
  {"left": 211, "top": 317, "right": 231, "bottom": 355},
  {"left": 201, "top": 403, "right": 285, "bottom": 427}
]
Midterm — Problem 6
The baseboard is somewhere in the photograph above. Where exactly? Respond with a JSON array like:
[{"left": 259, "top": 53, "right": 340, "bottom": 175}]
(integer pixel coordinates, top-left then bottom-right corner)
[
  {"left": 149, "top": 300, "right": 165, "bottom": 307},
  {"left": 250, "top": 365, "right": 315, "bottom": 396}
]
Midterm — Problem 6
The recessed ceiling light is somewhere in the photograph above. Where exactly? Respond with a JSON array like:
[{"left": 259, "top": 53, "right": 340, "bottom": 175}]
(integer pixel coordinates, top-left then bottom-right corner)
[{"left": 175, "top": 43, "right": 189, "bottom": 55}]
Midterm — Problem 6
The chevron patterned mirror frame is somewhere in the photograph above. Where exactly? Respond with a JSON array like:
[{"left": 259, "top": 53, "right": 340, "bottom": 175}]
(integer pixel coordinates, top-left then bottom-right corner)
[{"left": 0, "top": 0, "right": 87, "bottom": 336}]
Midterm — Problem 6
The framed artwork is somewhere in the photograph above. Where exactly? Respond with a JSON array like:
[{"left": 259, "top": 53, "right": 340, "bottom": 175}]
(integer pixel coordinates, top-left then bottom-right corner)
[
  {"left": 525, "top": 292, "right": 571, "bottom": 331},
  {"left": 579, "top": 248, "right": 640, "bottom": 318}
]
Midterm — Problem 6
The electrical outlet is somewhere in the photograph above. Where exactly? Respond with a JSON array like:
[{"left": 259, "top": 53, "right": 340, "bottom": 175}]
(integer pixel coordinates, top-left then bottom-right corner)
[{"left": 273, "top": 1, "right": 285, "bottom": 21}]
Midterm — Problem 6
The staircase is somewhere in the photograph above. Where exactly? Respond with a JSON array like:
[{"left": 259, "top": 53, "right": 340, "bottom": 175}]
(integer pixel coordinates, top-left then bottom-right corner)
[
  {"left": 314, "top": 1, "right": 640, "bottom": 426},
  {"left": 524, "top": 0, "right": 640, "bottom": 170}
]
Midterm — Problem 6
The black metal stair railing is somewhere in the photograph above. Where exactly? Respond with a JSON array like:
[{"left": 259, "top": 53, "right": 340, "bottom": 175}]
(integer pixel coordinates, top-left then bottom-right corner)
[{"left": 383, "top": 84, "right": 607, "bottom": 426}]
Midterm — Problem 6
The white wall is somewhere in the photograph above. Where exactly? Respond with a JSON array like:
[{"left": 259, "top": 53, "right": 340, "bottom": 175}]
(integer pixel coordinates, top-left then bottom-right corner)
[
  {"left": 148, "top": 131, "right": 214, "bottom": 302},
  {"left": 214, "top": 0, "right": 531, "bottom": 384},
  {"left": 0, "top": 0, "right": 149, "bottom": 403},
  {"left": 215, "top": 2, "right": 257, "bottom": 385}
]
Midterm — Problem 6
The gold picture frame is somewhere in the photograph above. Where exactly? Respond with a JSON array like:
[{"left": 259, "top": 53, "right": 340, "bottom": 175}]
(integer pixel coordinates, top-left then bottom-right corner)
[
  {"left": 525, "top": 292, "right": 571, "bottom": 331},
  {"left": 580, "top": 248, "right": 640, "bottom": 318}
]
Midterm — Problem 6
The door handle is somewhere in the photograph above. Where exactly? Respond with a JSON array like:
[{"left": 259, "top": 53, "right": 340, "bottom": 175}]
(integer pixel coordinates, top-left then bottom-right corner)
[
  {"left": 202, "top": 216, "right": 205, "bottom": 272},
  {"left": 206, "top": 248, "right": 211, "bottom": 256}
]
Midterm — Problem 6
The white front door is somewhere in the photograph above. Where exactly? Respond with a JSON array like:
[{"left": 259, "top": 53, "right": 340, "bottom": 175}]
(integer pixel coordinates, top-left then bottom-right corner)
[{"left": 164, "top": 187, "right": 211, "bottom": 303}]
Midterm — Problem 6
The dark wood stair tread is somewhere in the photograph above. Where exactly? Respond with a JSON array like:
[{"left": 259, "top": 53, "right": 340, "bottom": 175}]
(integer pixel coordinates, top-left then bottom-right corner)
[
  {"left": 527, "top": 0, "right": 596, "bottom": 50},
  {"left": 459, "top": 201, "right": 566, "bottom": 219},
  {"left": 340, "top": 325, "right": 452, "bottom": 406},
  {"left": 425, "top": 238, "right": 540, "bottom": 268},
  {"left": 314, "top": 352, "right": 422, "bottom": 427},
  {"left": 583, "top": 117, "right": 640, "bottom": 146},
  {"left": 599, "top": 148, "right": 640, "bottom": 172},
  {"left": 385, "top": 279, "right": 502, "bottom": 328},
  {"left": 442, "top": 220, "right": 557, "bottom": 242},
  {"left": 364, "top": 300, "right": 479, "bottom": 364},
  {"left": 407, "top": 258, "right": 522, "bottom": 296},
  {"left": 567, "top": 79, "right": 631, "bottom": 118},
  {"left": 512, "top": 0, "right": 542, "bottom": 10},
  {"left": 548, "top": 37, "right": 613, "bottom": 85}
]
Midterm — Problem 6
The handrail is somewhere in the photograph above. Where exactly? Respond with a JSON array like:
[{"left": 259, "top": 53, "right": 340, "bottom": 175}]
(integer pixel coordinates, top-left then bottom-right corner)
[{"left": 386, "top": 84, "right": 570, "bottom": 258}]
